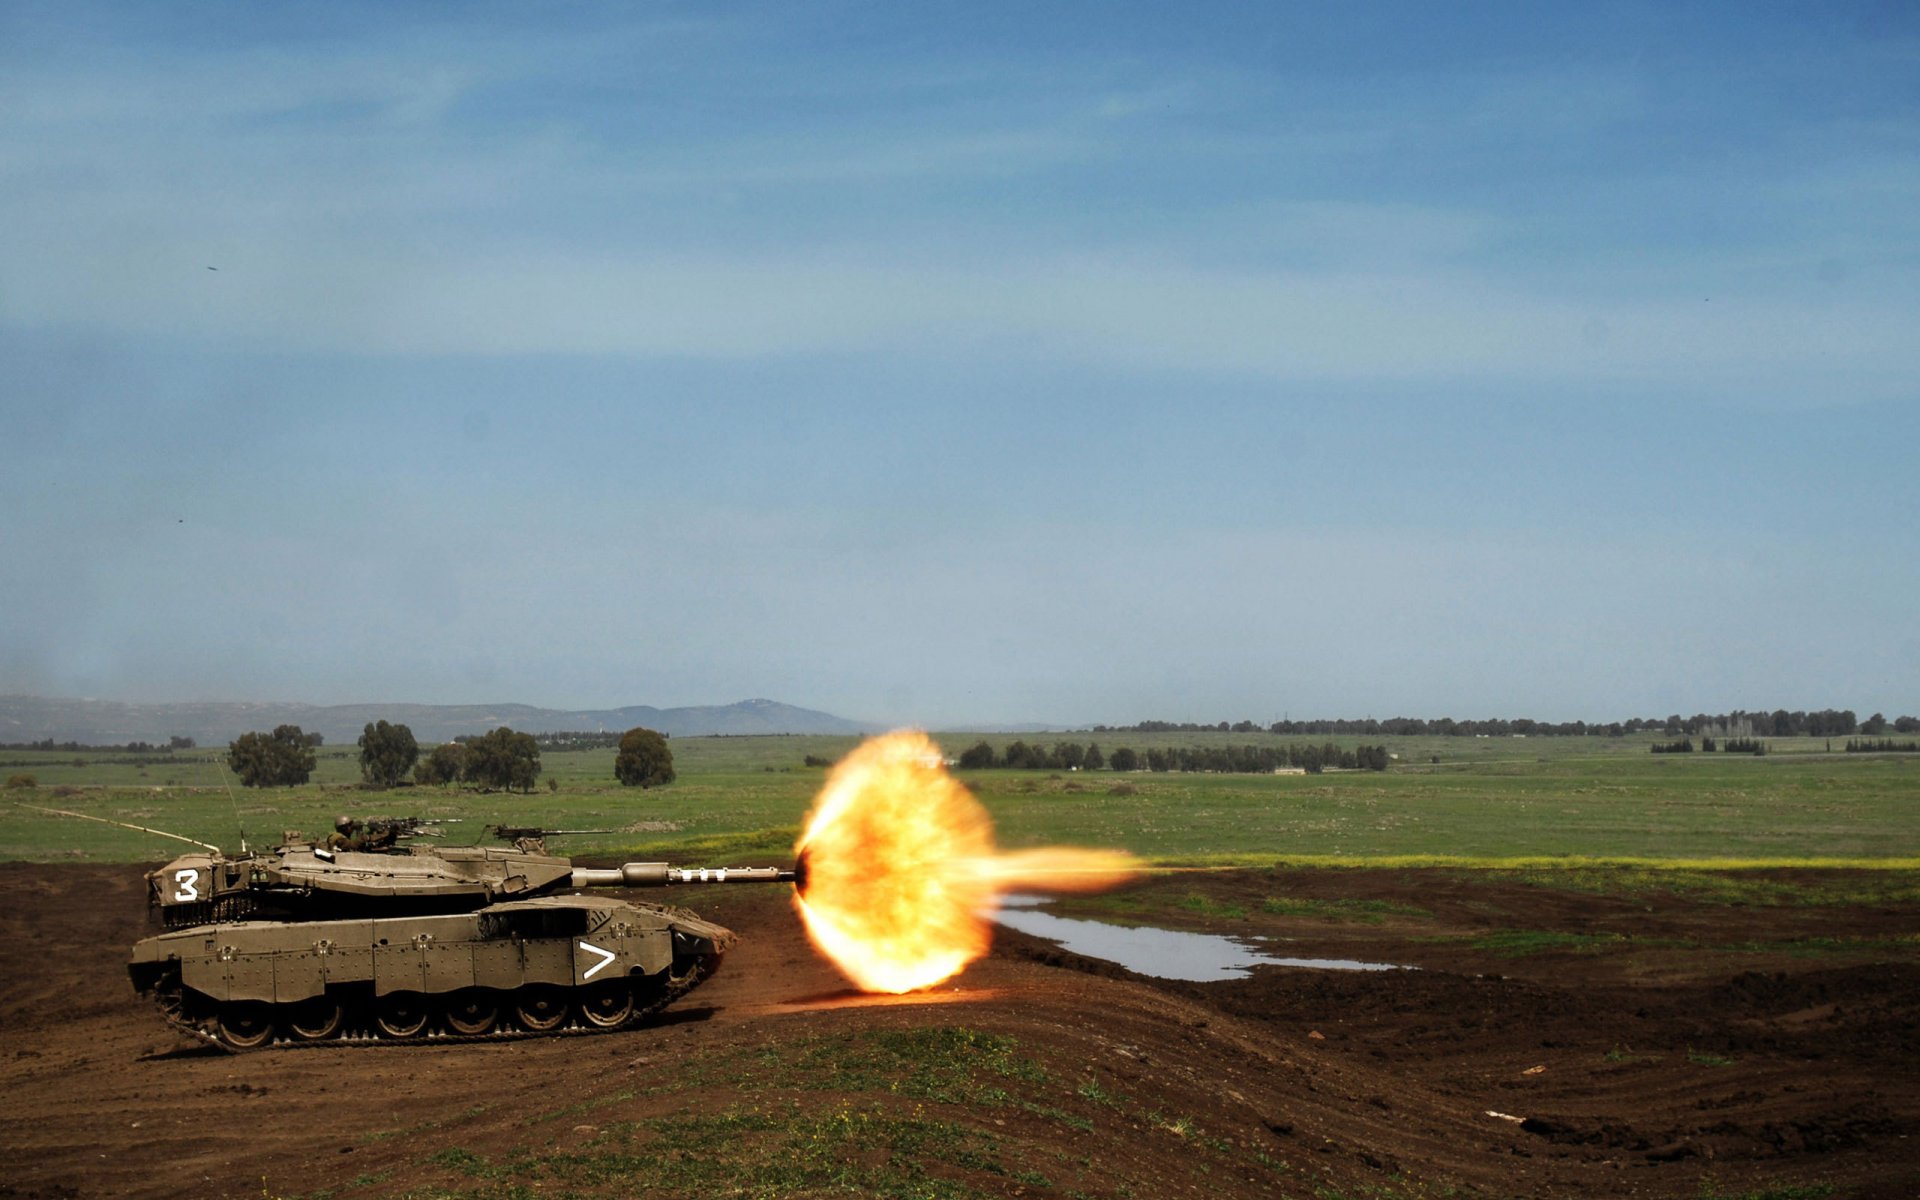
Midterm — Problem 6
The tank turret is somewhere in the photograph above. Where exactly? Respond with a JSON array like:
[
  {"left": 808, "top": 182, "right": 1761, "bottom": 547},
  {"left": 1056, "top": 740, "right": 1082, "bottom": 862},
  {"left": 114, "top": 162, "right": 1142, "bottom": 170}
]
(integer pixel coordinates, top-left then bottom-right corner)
[{"left": 125, "top": 827, "right": 796, "bottom": 1052}]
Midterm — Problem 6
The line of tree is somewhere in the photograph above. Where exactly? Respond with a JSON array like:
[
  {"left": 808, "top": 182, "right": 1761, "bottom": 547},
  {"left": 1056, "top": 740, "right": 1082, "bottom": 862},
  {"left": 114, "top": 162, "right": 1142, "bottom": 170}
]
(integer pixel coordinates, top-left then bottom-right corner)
[
  {"left": 223, "top": 719, "right": 681, "bottom": 794},
  {"left": 0, "top": 755, "right": 187, "bottom": 769},
  {"left": 1650, "top": 739, "right": 1695, "bottom": 754},
  {"left": 4, "top": 735, "right": 199, "bottom": 752},
  {"left": 531, "top": 730, "right": 625, "bottom": 750},
  {"left": 956, "top": 739, "right": 1389, "bottom": 774},
  {"left": 1845, "top": 738, "right": 1920, "bottom": 754},
  {"left": 1097, "top": 709, "right": 1915, "bottom": 738},
  {"left": 1692, "top": 736, "right": 1767, "bottom": 754}
]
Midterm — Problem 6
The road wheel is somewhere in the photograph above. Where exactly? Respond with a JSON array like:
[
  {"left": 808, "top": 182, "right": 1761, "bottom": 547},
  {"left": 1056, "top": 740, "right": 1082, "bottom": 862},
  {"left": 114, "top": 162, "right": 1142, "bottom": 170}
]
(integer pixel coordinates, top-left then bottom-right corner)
[
  {"left": 667, "top": 951, "right": 711, "bottom": 989},
  {"left": 374, "top": 992, "right": 430, "bottom": 1039},
  {"left": 286, "top": 995, "right": 344, "bottom": 1041},
  {"left": 215, "top": 1001, "right": 275, "bottom": 1049},
  {"left": 515, "top": 984, "right": 569, "bottom": 1032},
  {"left": 443, "top": 990, "right": 499, "bottom": 1036},
  {"left": 579, "top": 980, "right": 634, "bottom": 1029}
]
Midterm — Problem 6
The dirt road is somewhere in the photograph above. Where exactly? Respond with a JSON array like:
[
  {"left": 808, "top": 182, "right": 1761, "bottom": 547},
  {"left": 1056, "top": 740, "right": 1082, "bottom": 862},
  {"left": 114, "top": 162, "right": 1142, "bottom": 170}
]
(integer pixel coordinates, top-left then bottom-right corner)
[{"left": 1, "top": 863, "right": 1913, "bottom": 1198}]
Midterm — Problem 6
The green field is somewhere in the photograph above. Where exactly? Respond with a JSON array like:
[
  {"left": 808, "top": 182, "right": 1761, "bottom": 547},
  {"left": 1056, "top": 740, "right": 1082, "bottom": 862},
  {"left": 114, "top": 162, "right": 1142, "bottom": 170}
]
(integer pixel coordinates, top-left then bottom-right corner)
[{"left": 2, "top": 731, "right": 1915, "bottom": 865}]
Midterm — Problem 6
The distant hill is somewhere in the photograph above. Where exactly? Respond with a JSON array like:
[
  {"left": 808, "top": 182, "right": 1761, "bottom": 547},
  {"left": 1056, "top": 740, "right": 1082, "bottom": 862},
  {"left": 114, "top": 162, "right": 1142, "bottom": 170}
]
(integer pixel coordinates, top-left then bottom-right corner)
[{"left": 0, "top": 695, "right": 877, "bottom": 747}]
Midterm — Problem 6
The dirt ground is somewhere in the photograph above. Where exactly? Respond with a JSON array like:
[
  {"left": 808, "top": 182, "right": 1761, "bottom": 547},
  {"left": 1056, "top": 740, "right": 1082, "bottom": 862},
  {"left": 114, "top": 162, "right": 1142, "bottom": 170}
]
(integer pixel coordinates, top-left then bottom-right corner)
[{"left": 1, "top": 862, "right": 1914, "bottom": 1199}]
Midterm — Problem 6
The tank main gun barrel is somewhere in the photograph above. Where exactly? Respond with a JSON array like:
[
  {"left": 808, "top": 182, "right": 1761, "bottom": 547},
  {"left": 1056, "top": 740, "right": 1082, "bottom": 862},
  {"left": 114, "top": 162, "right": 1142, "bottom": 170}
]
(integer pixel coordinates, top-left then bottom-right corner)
[{"left": 570, "top": 862, "right": 796, "bottom": 888}]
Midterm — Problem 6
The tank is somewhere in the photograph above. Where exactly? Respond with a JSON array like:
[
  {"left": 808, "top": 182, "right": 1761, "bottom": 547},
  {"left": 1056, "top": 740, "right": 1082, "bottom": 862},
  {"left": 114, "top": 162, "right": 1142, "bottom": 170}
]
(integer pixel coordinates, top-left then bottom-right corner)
[{"left": 125, "top": 829, "right": 795, "bottom": 1051}]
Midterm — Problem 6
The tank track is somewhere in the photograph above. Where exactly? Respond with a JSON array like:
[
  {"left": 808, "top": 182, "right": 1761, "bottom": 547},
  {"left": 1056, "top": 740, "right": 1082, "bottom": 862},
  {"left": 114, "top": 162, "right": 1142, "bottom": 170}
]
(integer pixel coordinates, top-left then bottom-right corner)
[{"left": 150, "top": 956, "right": 722, "bottom": 1054}]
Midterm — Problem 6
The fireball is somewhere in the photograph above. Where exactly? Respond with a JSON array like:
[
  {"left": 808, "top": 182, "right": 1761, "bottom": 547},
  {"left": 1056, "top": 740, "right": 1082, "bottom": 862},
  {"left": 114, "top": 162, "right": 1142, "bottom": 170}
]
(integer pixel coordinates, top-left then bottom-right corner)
[{"left": 793, "top": 730, "right": 1137, "bottom": 993}]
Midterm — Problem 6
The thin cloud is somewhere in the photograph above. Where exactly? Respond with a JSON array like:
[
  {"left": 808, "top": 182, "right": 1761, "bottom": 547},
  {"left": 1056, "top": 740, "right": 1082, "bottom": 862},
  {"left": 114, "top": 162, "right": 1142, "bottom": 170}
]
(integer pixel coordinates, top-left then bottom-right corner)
[
  {"left": 4, "top": 17, "right": 1913, "bottom": 407},
  {"left": 3, "top": 3, "right": 1916, "bottom": 723},
  {"left": 6, "top": 232, "right": 1913, "bottom": 405}
]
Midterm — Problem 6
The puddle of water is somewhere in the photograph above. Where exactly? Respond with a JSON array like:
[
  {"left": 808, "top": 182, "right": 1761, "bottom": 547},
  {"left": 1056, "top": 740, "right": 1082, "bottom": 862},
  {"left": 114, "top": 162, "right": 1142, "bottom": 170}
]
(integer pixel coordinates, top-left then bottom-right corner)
[{"left": 992, "top": 895, "right": 1409, "bottom": 982}]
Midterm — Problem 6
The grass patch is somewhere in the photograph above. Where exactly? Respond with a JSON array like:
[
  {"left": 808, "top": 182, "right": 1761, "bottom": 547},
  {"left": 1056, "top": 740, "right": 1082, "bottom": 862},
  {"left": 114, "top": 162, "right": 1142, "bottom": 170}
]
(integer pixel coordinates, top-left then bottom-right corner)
[
  {"left": 617, "top": 825, "right": 800, "bottom": 863},
  {"left": 1696, "top": 1185, "right": 1834, "bottom": 1200},
  {"left": 411, "top": 1103, "right": 1007, "bottom": 1199},
  {"left": 1195, "top": 854, "right": 1920, "bottom": 872},
  {"left": 485, "top": 1028, "right": 1241, "bottom": 1198},
  {"left": 1020, "top": 1100, "right": 1093, "bottom": 1133},
  {"left": 523, "top": 1089, "right": 637, "bottom": 1126},
  {"left": 529, "top": 1027, "right": 1055, "bottom": 1116},
  {"left": 1475, "top": 867, "right": 1920, "bottom": 907},
  {"left": 765, "top": 1027, "right": 1048, "bottom": 1105},
  {"left": 426, "top": 1147, "right": 492, "bottom": 1176},
  {"left": 1467, "top": 930, "right": 1641, "bottom": 957},
  {"left": 1051, "top": 887, "right": 1430, "bottom": 927},
  {"left": 1447, "top": 931, "right": 1915, "bottom": 962},
  {"left": 1260, "top": 895, "right": 1431, "bottom": 923},
  {"left": 1175, "top": 892, "right": 1248, "bottom": 920},
  {"left": 1076, "top": 1078, "right": 1127, "bottom": 1110},
  {"left": 1712, "top": 934, "right": 1920, "bottom": 958},
  {"left": 362, "top": 1105, "right": 492, "bottom": 1144}
]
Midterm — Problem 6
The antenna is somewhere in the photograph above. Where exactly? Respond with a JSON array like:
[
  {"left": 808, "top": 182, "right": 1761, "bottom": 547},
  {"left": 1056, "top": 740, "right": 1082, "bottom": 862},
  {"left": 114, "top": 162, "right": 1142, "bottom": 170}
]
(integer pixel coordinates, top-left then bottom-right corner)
[
  {"left": 14, "top": 801, "right": 222, "bottom": 854},
  {"left": 213, "top": 757, "right": 248, "bottom": 854}
]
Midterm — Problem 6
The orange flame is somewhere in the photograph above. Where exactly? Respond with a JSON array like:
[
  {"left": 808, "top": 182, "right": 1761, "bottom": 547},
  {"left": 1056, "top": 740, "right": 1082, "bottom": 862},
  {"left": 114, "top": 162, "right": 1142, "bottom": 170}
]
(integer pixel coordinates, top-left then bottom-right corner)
[{"left": 793, "top": 730, "right": 1138, "bottom": 993}]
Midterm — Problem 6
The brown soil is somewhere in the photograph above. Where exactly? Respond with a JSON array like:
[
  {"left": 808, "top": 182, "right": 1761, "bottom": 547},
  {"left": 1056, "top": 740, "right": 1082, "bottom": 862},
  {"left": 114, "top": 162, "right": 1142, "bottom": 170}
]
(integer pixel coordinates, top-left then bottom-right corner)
[{"left": 1, "top": 863, "right": 1914, "bottom": 1199}]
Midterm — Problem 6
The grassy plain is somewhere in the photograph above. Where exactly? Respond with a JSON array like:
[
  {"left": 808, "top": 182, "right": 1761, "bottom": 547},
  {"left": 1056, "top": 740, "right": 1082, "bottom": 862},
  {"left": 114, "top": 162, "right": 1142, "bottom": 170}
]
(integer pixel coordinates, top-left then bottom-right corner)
[
  {"left": 7, "top": 733, "right": 1911, "bottom": 1200},
  {"left": 2, "top": 730, "right": 1915, "bottom": 866}
]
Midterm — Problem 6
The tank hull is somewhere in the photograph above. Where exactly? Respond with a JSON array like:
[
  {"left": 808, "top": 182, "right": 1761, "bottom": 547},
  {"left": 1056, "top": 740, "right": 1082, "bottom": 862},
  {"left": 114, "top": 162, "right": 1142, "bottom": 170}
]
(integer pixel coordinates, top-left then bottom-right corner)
[{"left": 128, "top": 894, "right": 736, "bottom": 1051}]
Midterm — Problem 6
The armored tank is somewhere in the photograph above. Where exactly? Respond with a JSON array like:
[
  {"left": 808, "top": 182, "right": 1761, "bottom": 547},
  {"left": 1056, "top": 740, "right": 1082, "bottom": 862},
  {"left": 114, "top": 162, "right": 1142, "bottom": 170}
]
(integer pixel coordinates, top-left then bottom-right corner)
[{"left": 126, "top": 830, "right": 794, "bottom": 1051}]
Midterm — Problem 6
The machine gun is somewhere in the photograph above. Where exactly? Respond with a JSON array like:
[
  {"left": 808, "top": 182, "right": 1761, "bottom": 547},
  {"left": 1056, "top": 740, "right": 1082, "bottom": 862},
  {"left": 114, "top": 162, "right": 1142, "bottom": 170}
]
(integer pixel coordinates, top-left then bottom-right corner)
[
  {"left": 485, "top": 824, "right": 618, "bottom": 853},
  {"left": 487, "top": 824, "right": 615, "bottom": 840}
]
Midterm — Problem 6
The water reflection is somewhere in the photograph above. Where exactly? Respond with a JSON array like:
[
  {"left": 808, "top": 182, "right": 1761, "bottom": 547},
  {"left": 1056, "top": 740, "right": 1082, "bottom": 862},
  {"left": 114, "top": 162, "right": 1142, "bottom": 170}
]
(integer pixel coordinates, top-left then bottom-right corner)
[{"left": 993, "top": 895, "right": 1409, "bottom": 982}]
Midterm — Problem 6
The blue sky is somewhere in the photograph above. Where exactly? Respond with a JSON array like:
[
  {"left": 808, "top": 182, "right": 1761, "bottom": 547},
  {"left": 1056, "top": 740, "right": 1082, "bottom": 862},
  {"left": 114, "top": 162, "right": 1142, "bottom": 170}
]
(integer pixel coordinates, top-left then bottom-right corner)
[{"left": 3, "top": 1, "right": 1915, "bottom": 726}]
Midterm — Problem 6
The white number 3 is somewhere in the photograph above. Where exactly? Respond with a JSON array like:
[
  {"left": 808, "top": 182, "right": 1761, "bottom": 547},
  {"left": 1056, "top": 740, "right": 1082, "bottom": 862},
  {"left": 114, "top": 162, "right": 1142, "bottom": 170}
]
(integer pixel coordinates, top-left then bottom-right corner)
[{"left": 173, "top": 868, "right": 200, "bottom": 902}]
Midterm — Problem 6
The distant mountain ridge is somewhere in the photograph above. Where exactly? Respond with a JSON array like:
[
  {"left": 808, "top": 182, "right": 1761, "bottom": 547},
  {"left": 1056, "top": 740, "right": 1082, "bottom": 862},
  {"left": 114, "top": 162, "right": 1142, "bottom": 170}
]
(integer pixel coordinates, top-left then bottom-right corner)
[{"left": 0, "top": 695, "right": 877, "bottom": 747}]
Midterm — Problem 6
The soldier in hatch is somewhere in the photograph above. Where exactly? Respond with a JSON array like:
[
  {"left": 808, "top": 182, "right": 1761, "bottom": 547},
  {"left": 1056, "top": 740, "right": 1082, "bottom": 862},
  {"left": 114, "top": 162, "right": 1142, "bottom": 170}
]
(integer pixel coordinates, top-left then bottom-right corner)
[{"left": 326, "top": 815, "right": 403, "bottom": 853}]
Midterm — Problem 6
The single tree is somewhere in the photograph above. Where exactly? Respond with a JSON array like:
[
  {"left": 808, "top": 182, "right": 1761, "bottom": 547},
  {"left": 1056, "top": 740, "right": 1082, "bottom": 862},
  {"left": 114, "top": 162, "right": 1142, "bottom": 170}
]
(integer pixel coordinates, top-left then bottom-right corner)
[
  {"left": 956, "top": 740, "right": 996, "bottom": 770},
  {"left": 1108, "top": 746, "right": 1138, "bottom": 772},
  {"left": 464, "top": 727, "right": 541, "bottom": 793},
  {"left": 227, "top": 724, "right": 317, "bottom": 787},
  {"left": 614, "top": 726, "right": 676, "bottom": 788},
  {"left": 415, "top": 741, "right": 469, "bottom": 787},
  {"left": 357, "top": 720, "right": 420, "bottom": 788}
]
